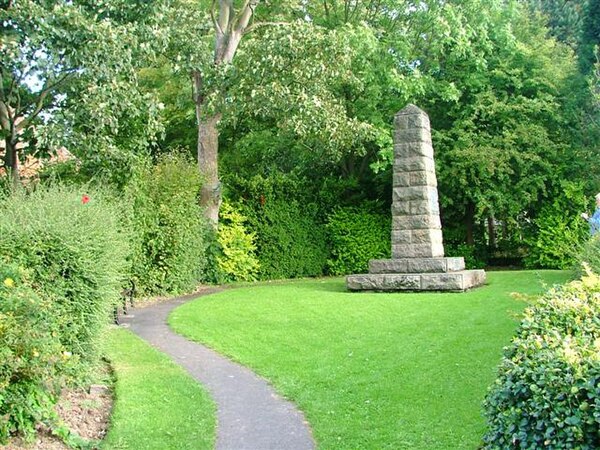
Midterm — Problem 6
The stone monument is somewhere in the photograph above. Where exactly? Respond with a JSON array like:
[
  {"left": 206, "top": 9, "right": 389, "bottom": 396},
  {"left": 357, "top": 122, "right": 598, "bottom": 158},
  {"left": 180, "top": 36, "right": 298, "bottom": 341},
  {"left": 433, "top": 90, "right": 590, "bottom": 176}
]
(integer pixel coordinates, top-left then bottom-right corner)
[{"left": 346, "top": 105, "right": 486, "bottom": 291}]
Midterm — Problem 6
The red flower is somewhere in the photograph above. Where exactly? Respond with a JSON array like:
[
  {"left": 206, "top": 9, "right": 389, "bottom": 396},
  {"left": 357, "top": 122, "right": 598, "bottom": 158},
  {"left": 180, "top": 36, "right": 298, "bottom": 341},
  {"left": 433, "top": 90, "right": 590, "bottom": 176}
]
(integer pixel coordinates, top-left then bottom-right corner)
[{"left": 82, "top": 194, "right": 90, "bottom": 204}]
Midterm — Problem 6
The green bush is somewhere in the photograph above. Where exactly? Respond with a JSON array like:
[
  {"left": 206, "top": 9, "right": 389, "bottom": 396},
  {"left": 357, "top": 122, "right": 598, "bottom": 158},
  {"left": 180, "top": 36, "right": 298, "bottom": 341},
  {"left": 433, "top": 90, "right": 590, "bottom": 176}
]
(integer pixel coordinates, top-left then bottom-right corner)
[
  {"left": 129, "top": 153, "right": 210, "bottom": 294},
  {"left": 326, "top": 205, "right": 391, "bottom": 275},
  {"left": 0, "top": 186, "right": 129, "bottom": 366},
  {"left": 0, "top": 263, "right": 74, "bottom": 443},
  {"left": 577, "top": 235, "right": 600, "bottom": 277},
  {"left": 524, "top": 182, "right": 589, "bottom": 269},
  {"left": 483, "top": 271, "right": 600, "bottom": 449},
  {"left": 244, "top": 199, "right": 329, "bottom": 280},
  {"left": 215, "top": 202, "right": 260, "bottom": 283},
  {"left": 445, "top": 243, "right": 487, "bottom": 269}
]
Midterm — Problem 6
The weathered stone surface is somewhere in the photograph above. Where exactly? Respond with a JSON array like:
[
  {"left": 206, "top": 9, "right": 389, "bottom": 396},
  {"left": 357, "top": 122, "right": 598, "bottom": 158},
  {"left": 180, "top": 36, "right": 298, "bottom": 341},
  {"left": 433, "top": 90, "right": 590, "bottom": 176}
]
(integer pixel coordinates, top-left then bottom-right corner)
[
  {"left": 394, "top": 157, "right": 436, "bottom": 172},
  {"left": 393, "top": 172, "right": 411, "bottom": 187},
  {"left": 409, "top": 170, "right": 437, "bottom": 187},
  {"left": 392, "top": 215, "right": 441, "bottom": 230},
  {"left": 395, "top": 128, "right": 432, "bottom": 144},
  {"left": 392, "top": 243, "right": 444, "bottom": 258},
  {"left": 411, "top": 229, "right": 443, "bottom": 245},
  {"left": 370, "top": 257, "right": 465, "bottom": 274},
  {"left": 346, "top": 274, "right": 420, "bottom": 291},
  {"left": 394, "top": 142, "right": 434, "bottom": 159},
  {"left": 346, "top": 270, "right": 486, "bottom": 291},
  {"left": 393, "top": 186, "right": 438, "bottom": 202},
  {"left": 394, "top": 105, "right": 431, "bottom": 130}
]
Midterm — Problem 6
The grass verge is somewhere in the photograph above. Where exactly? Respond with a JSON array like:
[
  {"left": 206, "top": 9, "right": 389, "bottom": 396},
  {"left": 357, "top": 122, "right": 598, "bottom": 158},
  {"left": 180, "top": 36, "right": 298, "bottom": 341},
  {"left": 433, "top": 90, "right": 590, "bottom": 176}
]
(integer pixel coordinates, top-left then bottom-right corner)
[
  {"left": 169, "top": 270, "right": 570, "bottom": 450},
  {"left": 101, "top": 328, "right": 216, "bottom": 450}
]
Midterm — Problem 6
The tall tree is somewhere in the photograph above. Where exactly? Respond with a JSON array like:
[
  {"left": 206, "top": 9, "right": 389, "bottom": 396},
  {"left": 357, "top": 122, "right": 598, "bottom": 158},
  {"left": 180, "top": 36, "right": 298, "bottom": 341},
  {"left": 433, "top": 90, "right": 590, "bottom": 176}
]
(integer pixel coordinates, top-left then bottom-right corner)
[{"left": 0, "top": 0, "right": 161, "bottom": 186}]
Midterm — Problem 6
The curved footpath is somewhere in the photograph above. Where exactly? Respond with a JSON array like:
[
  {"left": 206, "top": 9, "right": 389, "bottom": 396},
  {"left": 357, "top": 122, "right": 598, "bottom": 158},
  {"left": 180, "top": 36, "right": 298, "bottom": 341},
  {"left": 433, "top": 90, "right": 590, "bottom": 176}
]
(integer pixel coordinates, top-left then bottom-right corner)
[{"left": 119, "top": 290, "right": 315, "bottom": 450}]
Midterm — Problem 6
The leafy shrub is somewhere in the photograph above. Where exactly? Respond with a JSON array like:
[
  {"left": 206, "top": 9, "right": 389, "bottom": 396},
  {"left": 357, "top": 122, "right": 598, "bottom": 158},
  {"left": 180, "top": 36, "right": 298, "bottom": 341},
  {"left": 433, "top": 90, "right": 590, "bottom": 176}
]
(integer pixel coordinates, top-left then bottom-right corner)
[
  {"left": 0, "top": 186, "right": 129, "bottom": 367},
  {"left": 577, "top": 235, "right": 600, "bottom": 278},
  {"left": 243, "top": 199, "right": 329, "bottom": 280},
  {"left": 0, "top": 262, "right": 74, "bottom": 443},
  {"left": 326, "top": 205, "right": 390, "bottom": 275},
  {"left": 524, "top": 182, "right": 589, "bottom": 269},
  {"left": 215, "top": 202, "right": 260, "bottom": 283},
  {"left": 445, "top": 243, "right": 487, "bottom": 269},
  {"left": 483, "top": 270, "right": 600, "bottom": 449},
  {"left": 129, "top": 153, "right": 210, "bottom": 294}
]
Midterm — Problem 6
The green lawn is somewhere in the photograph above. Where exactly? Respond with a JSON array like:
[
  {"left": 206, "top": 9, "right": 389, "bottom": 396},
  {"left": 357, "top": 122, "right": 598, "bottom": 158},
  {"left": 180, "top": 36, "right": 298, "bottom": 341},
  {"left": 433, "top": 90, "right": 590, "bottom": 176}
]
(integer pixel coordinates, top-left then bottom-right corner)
[
  {"left": 169, "top": 270, "right": 570, "bottom": 450},
  {"left": 102, "top": 328, "right": 216, "bottom": 450}
]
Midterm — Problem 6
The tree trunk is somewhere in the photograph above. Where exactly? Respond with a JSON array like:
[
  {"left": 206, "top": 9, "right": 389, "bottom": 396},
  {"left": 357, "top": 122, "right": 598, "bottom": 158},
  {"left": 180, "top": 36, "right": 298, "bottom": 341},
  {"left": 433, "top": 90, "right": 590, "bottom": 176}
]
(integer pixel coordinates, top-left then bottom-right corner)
[
  {"left": 465, "top": 202, "right": 475, "bottom": 245},
  {"left": 487, "top": 216, "right": 496, "bottom": 249},
  {"left": 197, "top": 115, "right": 221, "bottom": 226},
  {"left": 4, "top": 137, "right": 19, "bottom": 187}
]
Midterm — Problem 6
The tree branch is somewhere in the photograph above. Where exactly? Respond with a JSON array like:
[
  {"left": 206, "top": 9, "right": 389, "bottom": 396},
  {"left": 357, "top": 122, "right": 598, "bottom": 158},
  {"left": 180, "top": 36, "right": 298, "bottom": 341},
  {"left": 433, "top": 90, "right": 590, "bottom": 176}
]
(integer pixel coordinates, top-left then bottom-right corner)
[
  {"left": 16, "top": 71, "right": 74, "bottom": 131},
  {"left": 211, "top": 0, "right": 223, "bottom": 34}
]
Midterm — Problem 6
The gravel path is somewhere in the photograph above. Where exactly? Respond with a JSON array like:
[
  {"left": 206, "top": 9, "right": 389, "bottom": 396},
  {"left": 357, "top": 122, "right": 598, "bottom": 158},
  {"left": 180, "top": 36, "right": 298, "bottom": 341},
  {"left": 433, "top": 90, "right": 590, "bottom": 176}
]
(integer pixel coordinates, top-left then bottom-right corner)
[{"left": 119, "top": 290, "right": 315, "bottom": 450}]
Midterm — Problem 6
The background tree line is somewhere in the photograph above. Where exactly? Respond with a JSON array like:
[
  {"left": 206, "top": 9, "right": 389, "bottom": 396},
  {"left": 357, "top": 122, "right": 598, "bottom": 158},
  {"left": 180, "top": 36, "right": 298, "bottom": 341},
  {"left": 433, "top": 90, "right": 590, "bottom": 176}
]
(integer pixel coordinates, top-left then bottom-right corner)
[{"left": 1, "top": 0, "right": 600, "bottom": 277}]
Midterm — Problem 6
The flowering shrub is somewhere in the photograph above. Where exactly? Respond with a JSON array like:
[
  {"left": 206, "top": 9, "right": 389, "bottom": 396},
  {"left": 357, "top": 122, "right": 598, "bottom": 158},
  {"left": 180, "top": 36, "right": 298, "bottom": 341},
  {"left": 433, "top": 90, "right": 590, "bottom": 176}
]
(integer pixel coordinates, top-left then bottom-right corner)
[
  {"left": 0, "top": 262, "right": 75, "bottom": 443},
  {"left": 483, "top": 270, "right": 600, "bottom": 449}
]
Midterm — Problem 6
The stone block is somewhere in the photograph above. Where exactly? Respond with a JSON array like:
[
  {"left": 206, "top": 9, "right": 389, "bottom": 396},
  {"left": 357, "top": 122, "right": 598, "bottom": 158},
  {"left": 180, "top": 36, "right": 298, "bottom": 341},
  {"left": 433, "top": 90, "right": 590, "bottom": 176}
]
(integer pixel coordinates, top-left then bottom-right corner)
[
  {"left": 346, "top": 269, "right": 486, "bottom": 291},
  {"left": 394, "top": 142, "right": 434, "bottom": 159},
  {"left": 409, "top": 199, "right": 439, "bottom": 216},
  {"left": 346, "top": 274, "right": 420, "bottom": 291},
  {"left": 394, "top": 157, "right": 435, "bottom": 172},
  {"left": 369, "top": 257, "right": 465, "bottom": 274},
  {"left": 395, "top": 128, "right": 432, "bottom": 144},
  {"left": 391, "top": 230, "right": 411, "bottom": 244},
  {"left": 409, "top": 170, "right": 437, "bottom": 187},
  {"left": 392, "top": 243, "right": 444, "bottom": 258},
  {"left": 393, "top": 172, "right": 411, "bottom": 187},
  {"left": 394, "top": 112, "right": 430, "bottom": 131},
  {"left": 393, "top": 186, "right": 435, "bottom": 202},
  {"left": 391, "top": 202, "right": 410, "bottom": 216},
  {"left": 369, "top": 259, "right": 409, "bottom": 274},
  {"left": 411, "top": 229, "right": 443, "bottom": 245},
  {"left": 392, "top": 214, "right": 442, "bottom": 230}
]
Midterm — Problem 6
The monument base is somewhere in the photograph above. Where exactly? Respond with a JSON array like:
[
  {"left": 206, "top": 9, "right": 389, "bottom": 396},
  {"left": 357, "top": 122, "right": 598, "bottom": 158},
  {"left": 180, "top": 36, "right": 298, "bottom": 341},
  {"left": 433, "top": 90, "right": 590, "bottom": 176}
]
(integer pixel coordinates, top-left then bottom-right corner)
[{"left": 346, "top": 269, "right": 486, "bottom": 292}]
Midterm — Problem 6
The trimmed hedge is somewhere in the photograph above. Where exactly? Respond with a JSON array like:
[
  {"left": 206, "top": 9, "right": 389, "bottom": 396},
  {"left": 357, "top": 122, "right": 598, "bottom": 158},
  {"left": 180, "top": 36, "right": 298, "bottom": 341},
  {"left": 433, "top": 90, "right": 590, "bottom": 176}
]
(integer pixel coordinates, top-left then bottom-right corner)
[
  {"left": 483, "top": 271, "right": 600, "bottom": 449},
  {"left": 244, "top": 199, "right": 328, "bottom": 280},
  {"left": 326, "top": 205, "right": 390, "bottom": 275}
]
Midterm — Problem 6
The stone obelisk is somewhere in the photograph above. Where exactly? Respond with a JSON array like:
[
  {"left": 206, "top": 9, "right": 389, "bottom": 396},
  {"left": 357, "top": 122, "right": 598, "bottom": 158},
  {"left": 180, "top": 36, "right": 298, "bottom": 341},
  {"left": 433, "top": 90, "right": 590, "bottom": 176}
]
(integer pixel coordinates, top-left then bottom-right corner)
[{"left": 346, "top": 105, "right": 486, "bottom": 291}]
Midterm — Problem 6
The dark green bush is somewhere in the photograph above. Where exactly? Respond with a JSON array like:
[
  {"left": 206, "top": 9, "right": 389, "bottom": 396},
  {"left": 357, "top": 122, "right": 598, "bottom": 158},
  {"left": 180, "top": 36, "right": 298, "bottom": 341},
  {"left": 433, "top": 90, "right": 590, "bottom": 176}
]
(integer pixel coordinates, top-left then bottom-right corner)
[
  {"left": 0, "top": 186, "right": 129, "bottom": 367},
  {"left": 326, "top": 205, "right": 391, "bottom": 275},
  {"left": 243, "top": 199, "right": 329, "bottom": 280},
  {"left": 129, "top": 153, "right": 210, "bottom": 294},
  {"left": 483, "top": 271, "right": 600, "bottom": 449},
  {"left": 0, "top": 263, "right": 74, "bottom": 443}
]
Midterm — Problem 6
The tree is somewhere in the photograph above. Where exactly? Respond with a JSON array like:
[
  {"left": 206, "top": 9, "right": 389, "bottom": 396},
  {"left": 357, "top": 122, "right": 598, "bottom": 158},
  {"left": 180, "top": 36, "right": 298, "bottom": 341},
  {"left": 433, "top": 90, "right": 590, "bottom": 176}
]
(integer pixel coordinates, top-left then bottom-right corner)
[{"left": 0, "top": 0, "right": 161, "bottom": 186}]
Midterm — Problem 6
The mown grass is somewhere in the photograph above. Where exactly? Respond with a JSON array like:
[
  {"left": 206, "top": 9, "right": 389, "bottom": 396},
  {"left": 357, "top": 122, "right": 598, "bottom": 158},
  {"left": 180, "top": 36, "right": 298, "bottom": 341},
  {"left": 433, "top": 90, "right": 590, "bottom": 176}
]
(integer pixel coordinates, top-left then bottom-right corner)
[
  {"left": 170, "top": 270, "right": 570, "bottom": 450},
  {"left": 102, "top": 328, "right": 216, "bottom": 450}
]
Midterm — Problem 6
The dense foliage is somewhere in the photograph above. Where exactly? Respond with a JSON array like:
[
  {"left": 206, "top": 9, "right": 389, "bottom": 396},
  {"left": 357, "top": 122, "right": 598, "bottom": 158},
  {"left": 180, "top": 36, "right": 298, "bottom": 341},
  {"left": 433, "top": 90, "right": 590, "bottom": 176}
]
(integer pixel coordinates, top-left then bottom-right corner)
[
  {"left": 483, "top": 271, "right": 600, "bottom": 449},
  {"left": 244, "top": 198, "right": 329, "bottom": 280},
  {"left": 0, "top": 187, "right": 129, "bottom": 441},
  {"left": 326, "top": 205, "right": 391, "bottom": 275},
  {"left": 215, "top": 202, "right": 260, "bottom": 283},
  {"left": 129, "top": 153, "right": 210, "bottom": 295}
]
